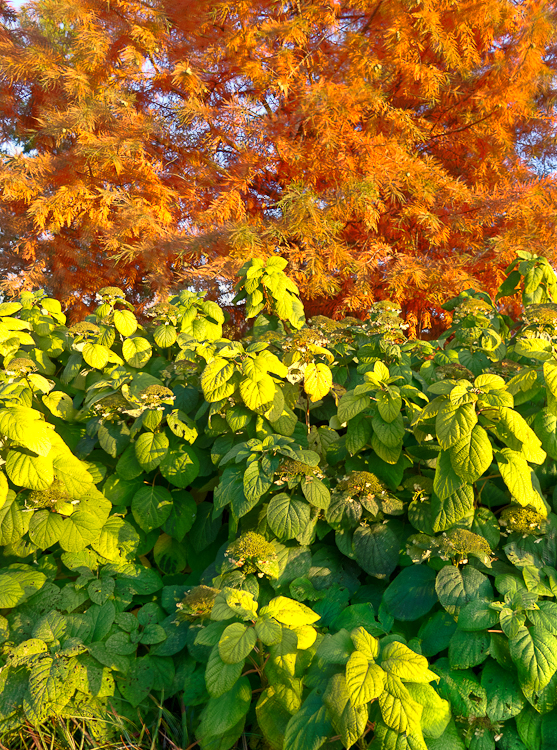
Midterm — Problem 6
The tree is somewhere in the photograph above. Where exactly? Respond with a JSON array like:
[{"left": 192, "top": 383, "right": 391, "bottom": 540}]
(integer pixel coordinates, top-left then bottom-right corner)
[{"left": 0, "top": 0, "right": 556, "bottom": 330}]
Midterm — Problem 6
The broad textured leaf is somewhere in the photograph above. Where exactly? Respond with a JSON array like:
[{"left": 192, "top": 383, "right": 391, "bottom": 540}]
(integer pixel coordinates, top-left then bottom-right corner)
[
  {"left": 206, "top": 644, "right": 244, "bottom": 698},
  {"left": 301, "top": 477, "right": 330, "bottom": 509},
  {"left": 510, "top": 625, "right": 557, "bottom": 695},
  {"left": 0, "top": 493, "right": 31, "bottom": 545},
  {"left": 122, "top": 337, "right": 152, "bottom": 368},
  {"left": 431, "top": 484, "right": 475, "bottom": 532},
  {"left": 338, "top": 392, "right": 369, "bottom": 424},
  {"left": 449, "top": 425, "right": 492, "bottom": 483},
  {"left": 377, "top": 388, "right": 402, "bottom": 423},
  {"left": 283, "top": 689, "right": 333, "bottom": 750},
  {"left": 82, "top": 342, "right": 110, "bottom": 369},
  {"left": 59, "top": 511, "right": 103, "bottom": 552},
  {"left": 436, "top": 402, "right": 477, "bottom": 450},
  {"left": 372, "top": 412, "right": 405, "bottom": 448},
  {"left": 304, "top": 363, "right": 332, "bottom": 402},
  {"left": 405, "top": 683, "right": 450, "bottom": 740},
  {"left": 267, "top": 493, "right": 311, "bottom": 540},
  {"left": 346, "top": 651, "right": 386, "bottom": 706},
  {"left": 381, "top": 641, "right": 437, "bottom": 683},
  {"left": 218, "top": 623, "right": 257, "bottom": 664},
  {"left": 159, "top": 444, "right": 199, "bottom": 488},
  {"left": 113, "top": 309, "right": 138, "bottom": 336},
  {"left": 6, "top": 450, "right": 53, "bottom": 490},
  {"left": 262, "top": 596, "right": 320, "bottom": 627},
  {"left": 352, "top": 522, "right": 399, "bottom": 579},
  {"left": 496, "top": 448, "right": 547, "bottom": 515},
  {"left": 448, "top": 629, "right": 490, "bottom": 669},
  {"left": 378, "top": 674, "right": 423, "bottom": 733},
  {"left": 132, "top": 485, "right": 173, "bottom": 532},
  {"left": 481, "top": 660, "right": 525, "bottom": 722},
  {"left": 435, "top": 565, "right": 492, "bottom": 617},
  {"left": 28, "top": 510, "right": 65, "bottom": 549},
  {"left": 240, "top": 373, "right": 276, "bottom": 410},
  {"left": 201, "top": 357, "right": 236, "bottom": 402},
  {"left": 134, "top": 431, "right": 169, "bottom": 471},
  {"left": 198, "top": 675, "right": 251, "bottom": 738},
  {"left": 433, "top": 450, "right": 465, "bottom": 501},
  {"left": 243, "top": 460, "right": 272, "bottom": 501},
  {"left": 383, "top": 565, "right": 437, "bottom": 621}
]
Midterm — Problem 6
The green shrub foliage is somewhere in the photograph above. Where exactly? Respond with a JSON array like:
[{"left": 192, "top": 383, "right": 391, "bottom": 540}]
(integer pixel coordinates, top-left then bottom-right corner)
[{"left": 1, "top": 253, "right": 557, "bottom": 748}]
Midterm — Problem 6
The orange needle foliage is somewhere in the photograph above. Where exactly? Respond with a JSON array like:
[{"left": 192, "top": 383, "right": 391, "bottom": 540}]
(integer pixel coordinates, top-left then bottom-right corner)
[{"left": 0, "top": 0, "right": 556, "bottom": 330}]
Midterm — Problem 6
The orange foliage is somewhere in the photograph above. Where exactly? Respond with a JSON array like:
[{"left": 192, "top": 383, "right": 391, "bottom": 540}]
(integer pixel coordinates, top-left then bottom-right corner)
[{"left": 0, "top": 0, "right": 556, "bottom": 326}]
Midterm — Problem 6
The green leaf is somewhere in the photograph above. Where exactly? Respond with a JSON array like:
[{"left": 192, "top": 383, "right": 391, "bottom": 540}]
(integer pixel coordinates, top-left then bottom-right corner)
[
  {"left": 153, "top": 323, "right": 177, "bottom": 348},
  {"left": 92, "top": 517, "right": 139, "bottom": 561},
  {"left": 0, "top": 408, "right": 53, "bottom": 455},
  {"left": 301, "top": 477, "right": 330, "bottom": 509},
  {"left": 346, "top": 651, "right": 386, "bottom": 706},
  {"left": 159, "top": 444, "right": 199, "bottom": 488},
  {"left": 323, "top": 673, "right": 367, "bottom": 749},
  {"left": 283, "top": 689, "right": 332, "bottom": 750},
  {"left": 119, "top": 657, "right": 154, "bottom": 708},
  {"left": 243, "top": 460, "right": 272, "bottom": 502},
  {"left": 206, "top": 644, "right": 244, "bottom": 698},
  {"left": 132, "top": 486, "right": 173, "bottom": 532},
  {"left": 116, "top": 445, "right": 144, "bottom": 480},
  {"left": 0, "top": 493, "right": 30, "bottom": 545},
  {"left": 59, "top": 511, "right": 103, "bottom": 552},
  {"left": 42, "top": 392, "right": 77, "bottom": 421},
  {"left": 162, "top": 490, "right": 197, "bottom": 541},
  {"left": 98, "top": 421, "right": 130, "bottom": 458},
  {"left": 255, "top": 617, "right": 282, "bottom": 646},
  {"left": 378, "top": 674, "right": 423, "bottom": 733},
  {"left": 82, "top": 342, "right": 110, "bottom": 369},
  {"left": 218, "top": 623, "right": 257, "bottom": 664},
  {"left": 436, "top": 402, "right": 477, "bottom": 450},
  {"left": 497, "top": 407, "right": 546, "bottom": 464},
  {"left": 435, "top": 566, "right": 492, "bottom": 617},
  {"left": 533, "top": 409, "right": 557, "bottom": 461},
  {"left": 256, "top": 688, "right": 291, "bottom": 750},
  {"left": 457, "top": 599, "right": 499, "bottom": 631},
  {"left": 352, "top": 523, "right": 399, "bottom": 579},
  {"left": 262, "top": 596, "right": 320, "bottom": 627},
  {"left": 240, "top": 374, "right": 276, "bottom": 410},
  {"left": 28, "top": 510, "right": 64, "bottom": 549},
  {"left": 544, "top": 359, "right": 557, "bottom": 397},
  {"left": 449, "top": 425, "right": 492, "bottom": 483},
  {"left": 28, "top": 656, "right": 74, "bottom": 718},
  {"left": 201, "top": 357, "right": 236, "bottom": 403},
  {"left": 6, "top": 450, "right": 54, "bottom": 490},
  {"left": 449, "top": 629, "right": 490, "bottom": 669},
  {"left": 113, "top": 309, "right": 138, "bottom": 337},
  {"left": 267, "top": 493, "right": 311, "bottom": 540},
  {"left": 122, "top": 337, "right": 152, "bottom": 368},
  {"left": 481, "top": 660, "right": 525, "bottom": 722},
  {"left": 509, "top": 625, "right": 557, "bottom": 696},
  {"left": 338, "top": 392, "right": 369, "bottom": 424},
  {"left": 372, "top": 413, "right": 405, "bottom": 448},
  {"left": 198, "top": 675, "right": 251, "bottom": 739},
  {"left": 153, "top": 533, "right": 187, "bottom": 574},
  {"left": 304, "top": 363, "right": 332, "bottom": 403},
  {"left": 431, "top": 485, "right": 475, "bottom": 532},
  {"left": 134, "top": 431, "right": 169, "bottom": 472},
  {"left": 405, "top": 683, "right": 450, "bottom": 740},
  {"left": 381, "top": 641, "right": 437, "bottom": 683},
  {"left": 433, "top": 450, "right": 465, "bottom": 501},
  {"left": 383, "top": 566, "right": 437, "bottom": 621},
  {"left": 377, "top": 388, "right": 402, "bottom": 423},
  {"left": 496, "top": 448, "right": 547, "bottom": 515}
]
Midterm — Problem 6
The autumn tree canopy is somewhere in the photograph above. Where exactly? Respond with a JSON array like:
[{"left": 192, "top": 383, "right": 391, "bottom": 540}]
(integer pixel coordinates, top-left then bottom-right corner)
[{"left": 0, "top": 0, "right": 556, "bottom": 330}]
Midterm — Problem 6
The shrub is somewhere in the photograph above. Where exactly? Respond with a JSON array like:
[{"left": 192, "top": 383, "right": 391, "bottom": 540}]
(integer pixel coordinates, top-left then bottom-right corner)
[{"left": 0, "top": 253, "right": 555, "bottom": 749}]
